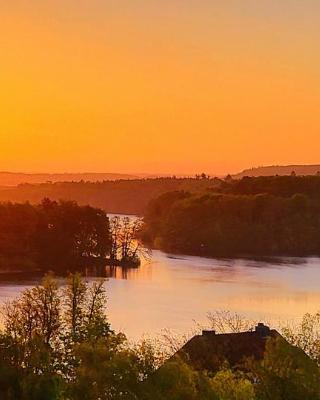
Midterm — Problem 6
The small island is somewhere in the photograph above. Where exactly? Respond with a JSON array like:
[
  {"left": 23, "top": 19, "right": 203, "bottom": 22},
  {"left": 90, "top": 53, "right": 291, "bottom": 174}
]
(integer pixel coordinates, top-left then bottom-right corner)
[{"left": 0, "top": 199, "right": 146, "bottom": 275}]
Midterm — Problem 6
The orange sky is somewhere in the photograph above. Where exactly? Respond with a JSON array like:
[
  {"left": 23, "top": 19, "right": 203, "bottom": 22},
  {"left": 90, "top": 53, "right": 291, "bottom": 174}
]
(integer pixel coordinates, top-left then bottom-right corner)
[{"left": 0, "top": 1, "right": 319, "bottom": 175}]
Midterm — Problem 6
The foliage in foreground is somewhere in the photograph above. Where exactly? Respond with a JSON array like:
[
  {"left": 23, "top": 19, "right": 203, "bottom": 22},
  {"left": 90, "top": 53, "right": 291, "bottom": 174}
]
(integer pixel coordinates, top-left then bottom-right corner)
[{"left": 0, "top": 276, "right": 320, "bottom": 399}]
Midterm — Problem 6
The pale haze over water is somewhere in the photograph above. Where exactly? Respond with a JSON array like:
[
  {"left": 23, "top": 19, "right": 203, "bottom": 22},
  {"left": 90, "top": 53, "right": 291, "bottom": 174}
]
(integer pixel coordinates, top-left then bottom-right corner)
[{"left": 1, "top": 250, "right": 320, "bottom": 339}]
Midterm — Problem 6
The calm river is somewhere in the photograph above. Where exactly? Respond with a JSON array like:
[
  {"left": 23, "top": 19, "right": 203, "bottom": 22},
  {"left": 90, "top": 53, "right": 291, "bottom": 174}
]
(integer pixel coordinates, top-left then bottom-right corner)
[{"left": 1, "top": 251, "right": 320, "bottom": 339}]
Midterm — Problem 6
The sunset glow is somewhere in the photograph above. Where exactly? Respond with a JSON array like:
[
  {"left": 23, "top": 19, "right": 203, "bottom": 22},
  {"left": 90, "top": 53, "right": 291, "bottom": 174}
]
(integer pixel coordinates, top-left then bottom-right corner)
[{"left": 1, "top": 1, "right": 319, "bottom": 174}]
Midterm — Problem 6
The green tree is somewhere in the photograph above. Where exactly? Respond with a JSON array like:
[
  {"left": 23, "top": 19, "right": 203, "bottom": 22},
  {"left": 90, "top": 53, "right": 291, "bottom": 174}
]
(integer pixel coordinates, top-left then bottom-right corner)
[
  {"left": 144, "top": 357, "right": 219, "bottom": 400},
  {"left": 253, "top": 337, "right": 320, "bottom": 400},
  {"left": 210, "top": 369, "right": 255, "bottom": 400},
  {"left": 282, "top": 312, "right": 320, "bottom": 365}
]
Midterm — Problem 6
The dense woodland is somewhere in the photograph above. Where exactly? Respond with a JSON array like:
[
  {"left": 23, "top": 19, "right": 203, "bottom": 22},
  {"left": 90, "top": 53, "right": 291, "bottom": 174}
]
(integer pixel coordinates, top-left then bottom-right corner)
[
  {"left": 0, "top": 177, "right": 220, "bottom": 215},
  {"left": 2, "top": 175, "right": 320, "bottom": 215},
  {"left": 0, "top": 274, "right": 319, "bottom": 400},
  {"left": 0, "top": 199, "right": 143, "bottom": 272},
  {"left": 218, "top": 175, "right": 320, "bottom": 198},
  {"left": 142, "top": 179, "right": 320, "bottom": 257},
  {"left": 2, "top": 176, "right": 320, "bottom": 259}
]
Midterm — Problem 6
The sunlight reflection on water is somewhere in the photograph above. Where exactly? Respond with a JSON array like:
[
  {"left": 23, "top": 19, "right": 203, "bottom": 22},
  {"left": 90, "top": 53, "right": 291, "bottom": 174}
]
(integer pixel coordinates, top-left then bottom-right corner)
[{"left": 1, "top": 251, "right": 320, "bottom": 339}]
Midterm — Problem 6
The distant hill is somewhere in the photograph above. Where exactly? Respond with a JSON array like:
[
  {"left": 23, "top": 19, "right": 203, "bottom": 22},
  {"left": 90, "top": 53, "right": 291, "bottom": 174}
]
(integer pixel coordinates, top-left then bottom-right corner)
[
  {"left": 0, "top": 178, "right": 220, "bottom": 215},
  {"left": 234, "top": 165, "right": 320, "bottom": 178},
  {"left": 0, "top": 172, "right": 139, "bottom": 186},
  {"left": 1, "top": 175, "right": 320, "bottom": 216}
]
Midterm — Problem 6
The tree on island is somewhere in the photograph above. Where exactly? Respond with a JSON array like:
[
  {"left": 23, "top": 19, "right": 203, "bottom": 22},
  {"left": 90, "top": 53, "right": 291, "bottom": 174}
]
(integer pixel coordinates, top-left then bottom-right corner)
[
  {"left": 0, "top": 199, "right": 147, "bottom": 273},
  {"left": 110, "top": 216, "right": 150, "bottom": 267}
]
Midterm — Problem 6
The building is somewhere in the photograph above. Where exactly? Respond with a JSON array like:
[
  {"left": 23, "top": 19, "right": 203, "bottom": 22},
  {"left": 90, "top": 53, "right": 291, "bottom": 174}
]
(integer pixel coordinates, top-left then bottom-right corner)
[{"left": 173, "top": 323, "right": 305, "bottom": 373}]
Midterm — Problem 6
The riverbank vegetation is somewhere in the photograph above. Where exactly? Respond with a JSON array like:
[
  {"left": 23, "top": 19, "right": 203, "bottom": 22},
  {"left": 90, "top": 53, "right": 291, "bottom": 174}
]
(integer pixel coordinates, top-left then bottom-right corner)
[
  {"left": 142, "top": 188, "right": 320, "bottom": 257},
  {"left": 0, "top": 275, "right": 319, "bottom": 400},
  {"left": 0, "top": 200, "right": 145, "bottom": 272}
]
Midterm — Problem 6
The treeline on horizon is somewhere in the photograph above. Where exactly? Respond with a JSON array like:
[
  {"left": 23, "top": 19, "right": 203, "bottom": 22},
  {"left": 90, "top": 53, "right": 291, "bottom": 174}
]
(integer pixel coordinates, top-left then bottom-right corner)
[
  {"left": 2, "top": 175, "right": 320, "bottom": 215},
  {"left": 142, "top": 177, "right": 320, "bottom": 257},
  {"left": 0, "top": 177, "right": 219, "bottom": 215}
]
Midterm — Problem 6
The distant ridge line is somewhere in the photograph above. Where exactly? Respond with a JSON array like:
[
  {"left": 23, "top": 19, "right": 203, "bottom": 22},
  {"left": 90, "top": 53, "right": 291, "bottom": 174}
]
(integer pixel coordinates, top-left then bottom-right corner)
[
  {"left": 234, "top": 164, "right": 320, "bottom": 178},
  {"left": 0, "top": 172, "right": 139, "bottom": 186}
]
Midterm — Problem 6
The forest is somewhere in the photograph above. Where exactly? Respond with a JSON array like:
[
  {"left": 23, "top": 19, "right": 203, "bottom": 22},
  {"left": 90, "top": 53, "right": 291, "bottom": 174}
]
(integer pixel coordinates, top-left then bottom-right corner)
[
  {"left": 2, "top": 176, "right": 320, "bottom": 263},
  {"left": 0, "top": 274, "right": 319, "bottom": 400},
  {"left": 217, "top": 175, "right": 320, "bottom": 198},
  {"left": 0, "top": 177, "right": 220, "bottom": 215},
  {"left": 1, "top": 175, "right": 320, "bottom": 215},
  {"left": 142, "top": 187, "right": 320, "bottom": 257},
  {"left": 0, "top": 199, "right": 144, "bottom": 272}
]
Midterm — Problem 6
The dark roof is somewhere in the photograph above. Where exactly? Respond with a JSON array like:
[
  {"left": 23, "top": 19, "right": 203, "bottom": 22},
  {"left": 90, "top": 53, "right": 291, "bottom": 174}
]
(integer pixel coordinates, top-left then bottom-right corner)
[{"left": 176, "top": 323, "right": 281, "bottom": 372}]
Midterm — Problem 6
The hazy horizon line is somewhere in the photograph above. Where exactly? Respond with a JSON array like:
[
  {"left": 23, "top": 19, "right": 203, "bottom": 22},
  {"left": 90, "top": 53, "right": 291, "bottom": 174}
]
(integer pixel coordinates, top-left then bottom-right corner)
[{"left": 1, "top": 163, "right": 320, "bottom": 178}]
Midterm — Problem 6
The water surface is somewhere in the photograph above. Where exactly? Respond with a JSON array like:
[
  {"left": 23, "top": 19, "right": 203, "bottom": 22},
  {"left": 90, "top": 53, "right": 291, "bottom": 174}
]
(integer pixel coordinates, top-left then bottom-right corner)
[{"left": 1, "top": 251, "right": 320, "bottom": 339}]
